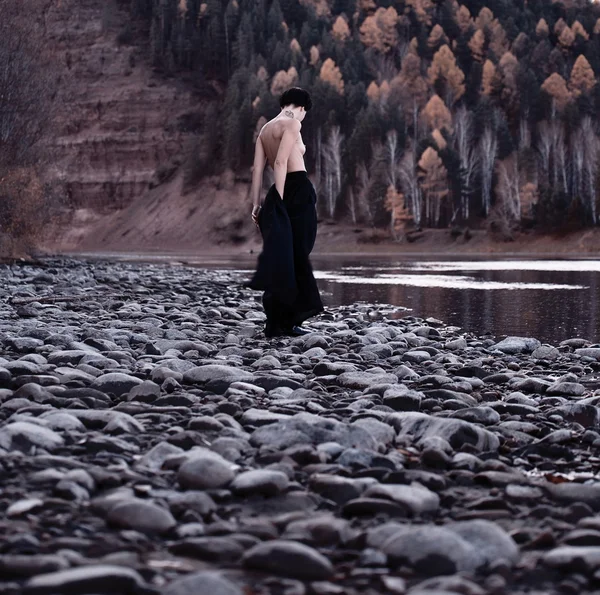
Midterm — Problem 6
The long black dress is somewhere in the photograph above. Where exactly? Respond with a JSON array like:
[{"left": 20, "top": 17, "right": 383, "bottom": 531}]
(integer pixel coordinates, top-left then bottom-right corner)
[{"left": 246, "top": 171, "right": 323, "bottom": 330}]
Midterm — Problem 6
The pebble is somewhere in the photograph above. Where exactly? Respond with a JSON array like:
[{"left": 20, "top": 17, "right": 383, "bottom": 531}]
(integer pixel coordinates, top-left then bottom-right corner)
[{"left": 0, "top": 259, "right": 596, "bottom": 593}]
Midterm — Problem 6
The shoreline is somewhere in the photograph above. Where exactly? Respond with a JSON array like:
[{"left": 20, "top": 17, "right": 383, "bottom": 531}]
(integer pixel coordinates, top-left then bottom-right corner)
[{"left": 0, "top": 259, "right": 599, "bottom": 593}]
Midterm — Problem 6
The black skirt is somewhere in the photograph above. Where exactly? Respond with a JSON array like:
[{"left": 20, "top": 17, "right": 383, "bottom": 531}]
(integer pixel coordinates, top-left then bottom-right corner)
[{"left": 246, "top": 171, "right": 324, "bottom": 328}]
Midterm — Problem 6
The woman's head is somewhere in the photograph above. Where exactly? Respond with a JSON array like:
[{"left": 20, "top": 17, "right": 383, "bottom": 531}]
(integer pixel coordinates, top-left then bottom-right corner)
[{"left": 280, "top": 87, "right": 312, "bottom": 121}]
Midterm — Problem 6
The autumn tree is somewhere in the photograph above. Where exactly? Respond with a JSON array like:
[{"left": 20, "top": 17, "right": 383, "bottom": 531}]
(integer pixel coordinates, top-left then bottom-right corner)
[
  {"left": 572, "top": 20, "right": 589, "bottom": 40},
  {"left": 405, "top": 0, "right": 434, "bottom": 26},
  {"left": 421, "top": 95, "right": 452, "bottom": 132},
  {"left": 391, "top": 52, "right": 428, "bottom": 138},
  {"left": 569, "top": 54, "right": 596, "bottom": 97},
  {"left": 475, "top": 7, "right": 494, "bottom": 30},
  {"left": 332, "top": 15, "right": 350, "bottom": 42},
  {"left": 558, "top": 26, "right": 575, "bottom": 50},
  {"left": 536, "top": 18, "right": 549, "bottom": 38},
  {"left": 319, "top": 58, "right": 344, "bottom": 94},
  {"left": 481, "top": 59, "right": 500, "bottom": 96},
  {"left": 359, "top": 7, "right": 399, "bottom": 53},
  {"left": 456, "top": 5, "right": 472, "bottom": 34},
  {"left": 541, "top": 73, "right": 572, "bottom": 110},
  {"left": 427, "top": 44, "right": 465, "bottom": 104},
  {"left": 428, "top": 24, "right": 447, "bottom": 51},
  {"left": 418, "top": 147, "right": 449, "bottom": 226},
  {"left": 499, "top": 52, "right": 519, "bottom": 114},
  {"left": 271, "top": 66, "right": 298, "bottom": 95},
  {"left": 469, "top": 29, "right": 486, "bottom": 62}
]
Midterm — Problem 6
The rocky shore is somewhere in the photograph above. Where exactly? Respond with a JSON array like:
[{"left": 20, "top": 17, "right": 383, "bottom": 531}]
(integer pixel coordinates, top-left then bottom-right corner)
[{"left": 1, "top": 258, "right": 600, "bottom": 594}]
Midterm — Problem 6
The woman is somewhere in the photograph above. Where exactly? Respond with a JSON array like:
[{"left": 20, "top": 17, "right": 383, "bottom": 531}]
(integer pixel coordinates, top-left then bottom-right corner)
[{"left": 246, "top": 87, "right": 324, "bottom": 338}]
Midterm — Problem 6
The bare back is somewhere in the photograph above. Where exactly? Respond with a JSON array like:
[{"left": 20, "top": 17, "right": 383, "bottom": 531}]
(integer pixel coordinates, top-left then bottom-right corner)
[{"left": 258, "top": 117, "right": 307, "bottom": 173}]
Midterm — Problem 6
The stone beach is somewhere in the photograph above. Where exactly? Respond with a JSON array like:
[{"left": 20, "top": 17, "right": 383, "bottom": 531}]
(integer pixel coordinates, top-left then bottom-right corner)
[{"left": 1, "top": 259, "right": 600, "bottom": 594}]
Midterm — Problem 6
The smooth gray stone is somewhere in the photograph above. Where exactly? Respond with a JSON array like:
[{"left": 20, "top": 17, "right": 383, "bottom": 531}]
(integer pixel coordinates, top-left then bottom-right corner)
[
  {"left": 178, "top": 450, "right": 236, "bottom": 490},
  {"left": 532, "top": 345, "right": 560, "bottom": 360},
  {"left": 382, "top": 525, "right": 482, "bottom": 573},
  {"left": 387, "top": 412, "right": 500, "bottom": 452},
  {"left": 250, "top": 412, "right": 377, "bottom": 451},
  {"left": 183, "top": 365, "right": 253, "bottom": 391},
  {"left": 240, "top": 408, "right": 291, "bottom": 427},
  {"left": 0, "top": 421, "right": 64, "bottom": 451},
  {"left": 309, "top": 474, "right": 364, "bottom": 504},
  {"left": 24, "top": 565, "right": 148, "bottom": 595},
  {"left": 492, "top": 337, "right": 541, "bottom": 354},
  {"left": 546, "top": 381, "right": 585, "bottom": 396},
  {"left": 242, "top": 539, "right": 333, "bottom": 580},
  {"left": 363, "top": 483, "right": 440, "bottom": 514},
  {"left": 170, "top": 537, "right": 244, "bottom": 562},
  {"left": 91, "top": 372, "right": 143, "bottom": 396},
  {"left": 231, "top": 469, "right": 289, "bottom": 496},
  {"left": 575, "top": 348, "right": 600, "bottom": 360},
  {"left": 543, "top": 546, "right": 600, "bottom": 571},
  {"left": 446, "top": 519, "right": 519, "bottom": 565},
  {"left": 543, "top": 482, "right": 600, "bottom": 511},
  {"left": 137, "top": 441, "right": 184, "bottom": 471},
  {"left": 549, "top": 403, "right": 600, "bottom": 427},
  {"left": 39, "top": 412, "right": 86, "bottom": 432},
  {"left": 0, "top": 554, "right": 70, "bottom": 578},
  {"left": 336, "top": 371, "right": 398, "bottom": 390},
  {"left": 162, "top": 571, "right": 243, "bottom": 595},
  {"left": 106, "top": 499, "right": 176, "bottom": 535}
]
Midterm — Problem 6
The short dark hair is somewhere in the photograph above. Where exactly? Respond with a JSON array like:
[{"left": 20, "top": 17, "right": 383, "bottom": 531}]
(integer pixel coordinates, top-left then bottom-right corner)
[{"left": 280, "top": 87, "right": 312, "bottom": 111}]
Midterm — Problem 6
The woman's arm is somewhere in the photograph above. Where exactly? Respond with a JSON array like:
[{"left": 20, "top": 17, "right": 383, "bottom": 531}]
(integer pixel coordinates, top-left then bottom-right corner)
[
  {"left": 251, "top": 135, "right": 267, "bottom": 208},
  {"left": 274, "top": 119, "right": 301, "bottom": 198}
]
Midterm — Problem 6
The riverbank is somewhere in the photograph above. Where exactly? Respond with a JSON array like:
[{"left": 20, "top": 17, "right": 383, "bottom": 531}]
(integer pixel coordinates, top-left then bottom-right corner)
[{"left": 1, "top": 258, "right": 600, "bottom": 594}]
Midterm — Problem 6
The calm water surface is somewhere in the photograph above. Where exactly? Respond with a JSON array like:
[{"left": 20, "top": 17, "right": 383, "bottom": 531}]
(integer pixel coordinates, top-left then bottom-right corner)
[{"left": 214, "top": 256, "right": 599, "bottom": 345}]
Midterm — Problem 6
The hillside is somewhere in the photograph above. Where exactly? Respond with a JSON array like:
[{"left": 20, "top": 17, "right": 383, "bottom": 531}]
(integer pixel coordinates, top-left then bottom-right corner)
[{"left": 36, "top": 0, "right": 600, "bottom": 254}]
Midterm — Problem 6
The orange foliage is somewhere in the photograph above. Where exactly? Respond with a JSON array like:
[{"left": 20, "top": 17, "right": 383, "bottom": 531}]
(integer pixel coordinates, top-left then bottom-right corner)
[
  {"left": 421, "top": 95, "right": 452, "bottom": 132},
  {"left": 481, "top": 59, "right": 500, "bottom": 96},
  {"left": 309, "top": 46, "right": 320, "bottom": 66},
  {"left": 456, "top": 5, "right": 472, "bottom": 34},
  {"left": 359, "top": 7, "right": 399, "bottom": 53},
  {"left": 475, "top": 7, "right": 494, "bottom": 29},
  {"left": 428, "top": 24, "right": 447, "bottom": 50},
  {"left": 569, "top": 54, "right": 596, "bottom": 97},
  {"left": 405, "top": 0, "right": 434, "bottom": 26},
  {"left": 332, "top": 15, "right": 350, "bottom": 42},
  {"left": 270, "top": 67, "right": 298, "bottom": 95},
  {"left": 428, "top": 44, "right": 465, "bottom": 103},
  {"left": 319, "top": 58, "right": 345, "bottom": 94},
  {"left": 558, "top": 26, "right": 575, "bottom": 49},
  {"left": 541, "top": 73, "right": 572, "bottom": 110},
  {"left": 571, "top": 20, "right": 589, "bottom": 40},
  {"left": 391, "top": 52, "right": 429, "bottom": 110},
  {"left": 536, "top": 18, "right": 549, "bottom": 38},
  {"left": 469, "top": 29, "right": 486, "bottom": 62}
]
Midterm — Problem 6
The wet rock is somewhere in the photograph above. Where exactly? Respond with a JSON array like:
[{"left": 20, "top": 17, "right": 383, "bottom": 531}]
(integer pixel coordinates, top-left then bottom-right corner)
[
  {"left": 162, "top": 571, "right": 243, "bottom": 595},
  {"left": 91, "top": 373, "right": 143, "bottom": 396},
  {"left": 178, "top": 449, "right": 237, "bottom": 489},
  {"left": 0, "top": 421, "right": 64, "bottom": 451},
  {"left": 23, "top": 565, "right": 149, "bottom": 595},
  {"left": 492, "top": 337, "right": 541, "bottom": 354},
  {"left": 106, "top": 499, "right": 176, "bottom": 534},
  {"left": 242, "top": 540, "right": 334, "bottom": 580},
  {"left": 363, "top": 483, "right": 440, "bottom": 515},
  {"left": 231, "top": 469, "right": 289, "bottom": 496},
  {"left": 387, "top": 412, "right": 500, "bottom": 452}
]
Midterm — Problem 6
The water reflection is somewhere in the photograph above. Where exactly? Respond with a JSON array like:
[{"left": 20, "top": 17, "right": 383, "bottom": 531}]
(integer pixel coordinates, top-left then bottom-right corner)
[{"left": 310, "top": 258, "right": 600, "bottom": 344}]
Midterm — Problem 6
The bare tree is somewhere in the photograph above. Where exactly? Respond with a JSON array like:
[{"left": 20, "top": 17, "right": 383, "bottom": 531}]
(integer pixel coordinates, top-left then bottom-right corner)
[
  {"left": 385, "top": 129, "right": 399, "bottom": 188},
  {"left": 496, "top": 154, "right": 520, "bottom": 221},
  {"left": 398, "top": 146, "right": 422, "bottom": 226},
  {"left": 453, "top": 107, "right": 479, "bottom": 220},
  {"left": 322, "top": 125, "right": 343, "bottom": 218},
  {"left": 480, "top": 126, "right": 498, "bottom": 216}
]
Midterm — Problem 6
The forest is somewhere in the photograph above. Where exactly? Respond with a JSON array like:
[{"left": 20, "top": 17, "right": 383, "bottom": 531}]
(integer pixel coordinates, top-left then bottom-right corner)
[{"left": 130, "top": 0, "right": 600, "bottom": 236}]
